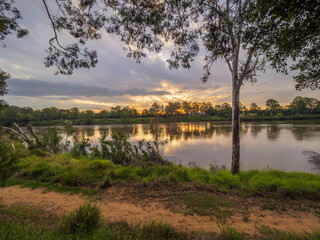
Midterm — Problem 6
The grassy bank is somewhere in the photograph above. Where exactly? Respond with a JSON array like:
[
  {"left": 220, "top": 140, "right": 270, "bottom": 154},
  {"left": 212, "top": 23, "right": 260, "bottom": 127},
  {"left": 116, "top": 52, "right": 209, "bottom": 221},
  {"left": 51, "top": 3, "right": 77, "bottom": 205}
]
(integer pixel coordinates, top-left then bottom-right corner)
[
  {"left": 11, "top": 153, "right": 320, "bottom": 200},
  {"left": 25, "top": 114, "right": 320, "bottom": 126}
]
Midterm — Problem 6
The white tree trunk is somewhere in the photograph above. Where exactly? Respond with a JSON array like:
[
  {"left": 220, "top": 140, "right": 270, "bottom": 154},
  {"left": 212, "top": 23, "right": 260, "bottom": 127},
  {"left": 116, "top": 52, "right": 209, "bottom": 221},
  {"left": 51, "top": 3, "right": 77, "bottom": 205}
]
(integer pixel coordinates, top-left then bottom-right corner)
[{"left": 231, "top": 78, "right": 241, "bottom": 174}]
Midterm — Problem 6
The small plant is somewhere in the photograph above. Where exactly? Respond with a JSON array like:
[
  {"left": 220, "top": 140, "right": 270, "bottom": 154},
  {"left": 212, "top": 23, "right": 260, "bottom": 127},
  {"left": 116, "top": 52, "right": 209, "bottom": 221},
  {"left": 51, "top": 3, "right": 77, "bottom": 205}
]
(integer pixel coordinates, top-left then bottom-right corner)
[
  {"left": 141, "top": 221, "right": 186, "bottom": 240},
  {"left": 100, "top": 132, "right": 166, "bottom": 166},
  {"left": 0, "top": 139, "right": 18, "bottom": 187},
  {"left": 209, "top": 163, "right": 227, "bottom": 174},
  {"left": 41, "top": 127, "right": 63, "bottom": 153},
  {"left": 63, "top": 120, "right": 76, "bottom": 150},
  {"left": 218, "top": 222, "right": 246, "bottom": 240},
  {"left": 71, "top": 137, "right": 91, "bottom": 158},
  {"left": 57, "top": 202, "right": 101, "bottom": 234}
]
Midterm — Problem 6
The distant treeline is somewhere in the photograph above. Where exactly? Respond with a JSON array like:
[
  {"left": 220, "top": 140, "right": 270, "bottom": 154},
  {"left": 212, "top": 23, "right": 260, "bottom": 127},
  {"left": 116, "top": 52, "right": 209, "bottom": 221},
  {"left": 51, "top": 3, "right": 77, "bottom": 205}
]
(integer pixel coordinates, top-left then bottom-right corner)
[{"left": 1, "top": 96, "right": 320, "bottom": 126}]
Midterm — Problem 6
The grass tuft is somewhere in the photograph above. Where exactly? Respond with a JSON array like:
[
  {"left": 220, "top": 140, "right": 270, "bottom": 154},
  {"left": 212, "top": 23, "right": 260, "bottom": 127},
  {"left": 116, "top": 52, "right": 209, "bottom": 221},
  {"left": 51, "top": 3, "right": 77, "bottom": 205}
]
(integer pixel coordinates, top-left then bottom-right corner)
[{"left": 57, "top": 203, "right": 101, "bottom": 234}]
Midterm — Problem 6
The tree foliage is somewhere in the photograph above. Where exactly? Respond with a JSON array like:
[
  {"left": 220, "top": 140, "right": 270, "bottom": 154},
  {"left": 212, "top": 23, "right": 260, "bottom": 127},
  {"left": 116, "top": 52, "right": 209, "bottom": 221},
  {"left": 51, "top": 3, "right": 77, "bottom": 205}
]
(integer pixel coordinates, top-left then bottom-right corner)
[
  {"left": 0, "top": 70, "right": 9, "bottom": 112},
  {"left": 0, "top": 0, "right": 28, "bottom": 42},
  {"left": 245, "top": 0, "right": 320, "bottom": 90},
  {"left": 0, "top": 0, "right": 28, "bottom": 114},
  {"left": 0, "top": 139, "right": 21, "bottom": 186},
  {"left": 266, "top": 99, "right": 280, "bottom": 112},
  {"left": 40, "top": 0, "right": 108, "bottom": 75}
]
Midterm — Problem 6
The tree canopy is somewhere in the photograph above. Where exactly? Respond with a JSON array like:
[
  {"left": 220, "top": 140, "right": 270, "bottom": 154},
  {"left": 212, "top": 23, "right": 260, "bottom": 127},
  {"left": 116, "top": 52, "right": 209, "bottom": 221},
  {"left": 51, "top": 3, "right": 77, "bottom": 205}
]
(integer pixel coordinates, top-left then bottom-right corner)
[
  {"left": 0, "top": 70, "right": 9, "bottom": 111},
  {"left": 245, "top": 0, "right": 320, "bottom": 90}
]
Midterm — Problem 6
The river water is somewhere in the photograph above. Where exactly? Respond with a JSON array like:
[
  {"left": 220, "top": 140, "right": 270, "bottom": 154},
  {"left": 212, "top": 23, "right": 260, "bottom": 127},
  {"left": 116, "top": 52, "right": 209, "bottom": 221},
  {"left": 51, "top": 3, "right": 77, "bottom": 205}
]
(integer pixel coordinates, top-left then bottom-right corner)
[{"left": 33, "top": 119, "right": 320, "bottom": 172}]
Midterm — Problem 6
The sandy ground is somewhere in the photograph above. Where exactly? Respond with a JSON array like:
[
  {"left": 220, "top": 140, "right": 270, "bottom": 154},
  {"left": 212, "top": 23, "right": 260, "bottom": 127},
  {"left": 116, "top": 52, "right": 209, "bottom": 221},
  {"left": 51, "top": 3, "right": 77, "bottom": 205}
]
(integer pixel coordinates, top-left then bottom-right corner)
[{"left": 2, "top": 185, "right": 320, "bottom": 235}]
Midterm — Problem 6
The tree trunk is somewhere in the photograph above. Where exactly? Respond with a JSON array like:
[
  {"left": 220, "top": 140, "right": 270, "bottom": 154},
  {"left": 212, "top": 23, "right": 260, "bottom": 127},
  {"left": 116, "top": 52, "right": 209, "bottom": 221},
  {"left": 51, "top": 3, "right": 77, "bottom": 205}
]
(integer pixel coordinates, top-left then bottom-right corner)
[{"left": 231, "top": 80, "right": 240, "bottom": 174}]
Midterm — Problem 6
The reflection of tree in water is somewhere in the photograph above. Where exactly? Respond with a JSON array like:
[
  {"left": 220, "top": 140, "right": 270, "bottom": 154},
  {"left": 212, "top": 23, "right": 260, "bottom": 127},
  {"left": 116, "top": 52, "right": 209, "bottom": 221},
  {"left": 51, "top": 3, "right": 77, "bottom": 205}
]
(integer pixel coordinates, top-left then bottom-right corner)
[
  {"left": 85, "top": 127, "right": 95, "bottom": 137},
  {"left": 151, "top": 122, "right": 232, "bottom": 141},
  {"left": 131, "top": 125, "right": 139, "bottom": 135},
  {"left": 290, "top": 126, "right": 319, "bottom": 141},
  {"left": 75, "top": 122, "right": 320, "bottom": 144},
  {"left": 142, "top": 125, "right": 149, "bottom": 135},
  {"left": 213, "top": 125, "right": 232, "bottom": 137},
  {"left": 98, "top": 126, "right": 112, "bottom": 137},
  {"left": 266, "top": 125, "right": 281, "bottom": 140},
  {"left": 240, "top": 124, "right": 250, "bottom": 136},
  {"left": 250, "top": 125, "right": 264, "bottom": 138}
]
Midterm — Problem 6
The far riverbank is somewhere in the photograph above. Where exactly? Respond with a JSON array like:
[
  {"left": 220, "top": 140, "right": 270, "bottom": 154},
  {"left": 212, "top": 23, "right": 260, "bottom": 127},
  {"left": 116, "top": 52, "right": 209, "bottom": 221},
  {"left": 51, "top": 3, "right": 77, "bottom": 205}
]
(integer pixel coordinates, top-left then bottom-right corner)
[{"left": 19, "top": 113, "right": 320, "bottom": 127}]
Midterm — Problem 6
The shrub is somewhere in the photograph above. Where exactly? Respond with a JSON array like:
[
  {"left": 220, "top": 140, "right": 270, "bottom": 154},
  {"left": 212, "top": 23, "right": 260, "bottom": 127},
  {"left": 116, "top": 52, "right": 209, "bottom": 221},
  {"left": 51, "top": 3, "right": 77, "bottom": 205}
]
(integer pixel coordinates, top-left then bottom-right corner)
[
  {"left": 71, "top": 137, "right": 91, "bottom": 158},
  {"left": 0, "top": 139, "right": 18, "bottom": 186},
  {"left": 57, "top": 203, "right": 101, "bottom": 234},
  {"left": 41, "top": 127, "right": 63, "bottom": 153}
]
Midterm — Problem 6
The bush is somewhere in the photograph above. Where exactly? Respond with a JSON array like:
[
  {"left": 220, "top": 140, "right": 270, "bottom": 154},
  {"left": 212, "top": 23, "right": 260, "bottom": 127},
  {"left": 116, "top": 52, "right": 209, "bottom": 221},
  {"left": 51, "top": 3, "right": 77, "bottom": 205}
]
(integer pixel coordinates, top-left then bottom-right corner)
[
  {"left": 0, "top": 139, "right": 20, "bottom": 186},
  {"left": 57, "top": 203, "right": 101, "bottom": 234}
]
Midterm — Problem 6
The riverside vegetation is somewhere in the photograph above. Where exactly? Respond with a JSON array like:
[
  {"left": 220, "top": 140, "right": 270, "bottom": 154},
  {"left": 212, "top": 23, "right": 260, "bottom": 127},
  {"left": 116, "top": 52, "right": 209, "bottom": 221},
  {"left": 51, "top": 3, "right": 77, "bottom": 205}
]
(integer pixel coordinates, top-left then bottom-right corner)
[
  {"left": 1, "top": 122, "right": 320, "bottom": 239},
  {"left": 1, "top": 96, "right": 320, "bottom": 126}
]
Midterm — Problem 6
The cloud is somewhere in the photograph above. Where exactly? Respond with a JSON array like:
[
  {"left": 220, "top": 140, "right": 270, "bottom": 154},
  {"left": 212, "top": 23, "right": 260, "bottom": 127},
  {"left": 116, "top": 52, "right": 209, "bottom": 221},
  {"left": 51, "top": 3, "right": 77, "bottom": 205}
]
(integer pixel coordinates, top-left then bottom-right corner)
[{"left": 7, "top": 79, "right": 170, "bottom": 97}]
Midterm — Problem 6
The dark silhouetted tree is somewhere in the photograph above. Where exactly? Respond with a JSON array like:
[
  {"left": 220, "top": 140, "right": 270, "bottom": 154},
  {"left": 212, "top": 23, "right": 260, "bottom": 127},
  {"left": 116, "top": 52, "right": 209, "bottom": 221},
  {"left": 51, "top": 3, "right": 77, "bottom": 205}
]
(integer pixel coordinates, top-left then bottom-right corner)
[{"left": 245, "top": 0, "right": 320, "bottom": 90}]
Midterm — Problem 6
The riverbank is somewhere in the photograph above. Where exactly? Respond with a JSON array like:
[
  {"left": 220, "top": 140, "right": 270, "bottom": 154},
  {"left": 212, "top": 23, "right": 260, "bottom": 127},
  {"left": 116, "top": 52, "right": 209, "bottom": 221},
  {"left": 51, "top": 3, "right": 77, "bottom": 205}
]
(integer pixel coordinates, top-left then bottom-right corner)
[
  {"left": 11, "top": 113, "right": 320, "bottom": 126},
  {"left": 11, "top": 153, "right": 320, "bottom": 200},
  {"left": 2, "top": 151, "right": 320, "bottom": 239}
]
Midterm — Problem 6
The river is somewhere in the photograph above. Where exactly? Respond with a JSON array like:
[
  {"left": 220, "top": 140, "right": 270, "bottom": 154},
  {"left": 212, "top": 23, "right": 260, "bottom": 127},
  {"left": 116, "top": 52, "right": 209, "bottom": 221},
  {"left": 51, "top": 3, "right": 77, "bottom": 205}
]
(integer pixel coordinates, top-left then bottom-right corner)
[{"left": 33, "top": 119, "right": 320, "bottom": 173}]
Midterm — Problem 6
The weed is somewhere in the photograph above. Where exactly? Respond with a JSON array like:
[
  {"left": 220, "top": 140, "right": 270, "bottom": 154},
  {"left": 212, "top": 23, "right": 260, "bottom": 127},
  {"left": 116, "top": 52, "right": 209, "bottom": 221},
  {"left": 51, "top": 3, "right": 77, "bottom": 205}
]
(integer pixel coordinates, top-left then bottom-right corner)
[
  {"left": 141, "top": 221, "right": 187, "bottom": 240},
  {"left": 57, "top": 203, "right": 101, "bottom": 234},
  {"left": 218, "top": 222, "right": 246, "bottom": 240}
]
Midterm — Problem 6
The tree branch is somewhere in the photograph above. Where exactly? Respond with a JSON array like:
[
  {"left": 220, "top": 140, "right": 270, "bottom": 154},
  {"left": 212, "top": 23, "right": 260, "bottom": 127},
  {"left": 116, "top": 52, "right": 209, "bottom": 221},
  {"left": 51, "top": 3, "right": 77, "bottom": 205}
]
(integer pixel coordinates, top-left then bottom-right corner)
[
  {"left": 42, "top": 0, "right": 67, "bottom": 51},
  {"left": 239, "top": 51, "right": 254, "bottom": 84}
]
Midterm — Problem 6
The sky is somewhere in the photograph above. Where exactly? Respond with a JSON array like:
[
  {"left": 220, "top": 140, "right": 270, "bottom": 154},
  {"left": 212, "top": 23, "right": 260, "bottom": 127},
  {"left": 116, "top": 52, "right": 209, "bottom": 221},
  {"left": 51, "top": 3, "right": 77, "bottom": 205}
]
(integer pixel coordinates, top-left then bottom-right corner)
[{"left": 1, "top": 1, "right": 319, "bottom": 111}]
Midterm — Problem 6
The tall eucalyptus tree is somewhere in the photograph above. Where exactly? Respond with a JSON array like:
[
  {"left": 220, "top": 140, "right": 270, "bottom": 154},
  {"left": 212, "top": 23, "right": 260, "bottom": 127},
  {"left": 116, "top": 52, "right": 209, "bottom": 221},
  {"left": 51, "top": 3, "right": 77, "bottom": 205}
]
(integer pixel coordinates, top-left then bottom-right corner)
[{"left": 104, "top": 0, "right": 264, "bottom": 174}]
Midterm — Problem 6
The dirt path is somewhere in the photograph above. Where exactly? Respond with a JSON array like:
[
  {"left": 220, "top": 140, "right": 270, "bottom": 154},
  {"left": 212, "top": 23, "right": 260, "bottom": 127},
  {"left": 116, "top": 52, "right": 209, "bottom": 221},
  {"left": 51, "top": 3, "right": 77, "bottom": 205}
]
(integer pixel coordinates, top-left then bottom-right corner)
[{"left": 2, "top": 185, "right": 320, "bottom": 235}]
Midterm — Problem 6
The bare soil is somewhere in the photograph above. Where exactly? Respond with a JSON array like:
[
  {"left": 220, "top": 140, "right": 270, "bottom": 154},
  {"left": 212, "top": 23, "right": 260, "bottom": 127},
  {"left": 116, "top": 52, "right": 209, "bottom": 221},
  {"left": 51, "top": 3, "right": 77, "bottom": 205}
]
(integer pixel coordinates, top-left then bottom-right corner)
[{"left": 2, "top": 185, "right": 320, "bottom": 236}]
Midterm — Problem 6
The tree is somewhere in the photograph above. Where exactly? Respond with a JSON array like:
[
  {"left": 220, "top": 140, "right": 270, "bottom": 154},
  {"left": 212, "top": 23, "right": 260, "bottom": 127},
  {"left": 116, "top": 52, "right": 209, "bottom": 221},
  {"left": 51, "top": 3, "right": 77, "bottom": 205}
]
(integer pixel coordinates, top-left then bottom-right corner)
[
  {"left": 104, "top": 0, "right": 267, "bottom": 173},
  {"left": 70, "top": 107, "right": 80, "bottom": 119},
  {"left": 165, "top": 102, "right": 181, "bottom": 116},
  {"left": 85, "top": 110, "right": 95, "bottom": 122},
  {"left": 245, "top": 0, "right": 320, "bottom": 90},
  {"left": 290, "top": 96, "right": 306, "bottom": 115},
  {"left": 304, "top": 97, "right": 320, "bottom": 114},
  {"left": 249, "top": 103, "right": 261, "bottom": 115},
  {"left": 182, "top": 101, "right": 192, "bottom": 116},
  {"left": 265, "top": 99, "right": 280, "bottom": 114},
  {"left": 216, "top": 103, "right": 232, "bottom": 119},
  {"left": 149, "top": 102, "right": 162, "bottom": 116},
  {"left": 1, "top": 0, "right": 28, "bottom": 113}
]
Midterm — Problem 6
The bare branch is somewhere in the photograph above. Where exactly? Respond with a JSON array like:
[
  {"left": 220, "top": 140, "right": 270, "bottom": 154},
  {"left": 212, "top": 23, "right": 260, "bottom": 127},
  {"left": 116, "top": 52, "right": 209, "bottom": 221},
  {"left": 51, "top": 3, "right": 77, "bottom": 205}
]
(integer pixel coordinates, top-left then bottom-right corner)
[
  {"left": 42, "top": 0, "right": 67, "bottom": 51},
  {"left": 239, "top": 51, "right": 254, "bottom": 84}
]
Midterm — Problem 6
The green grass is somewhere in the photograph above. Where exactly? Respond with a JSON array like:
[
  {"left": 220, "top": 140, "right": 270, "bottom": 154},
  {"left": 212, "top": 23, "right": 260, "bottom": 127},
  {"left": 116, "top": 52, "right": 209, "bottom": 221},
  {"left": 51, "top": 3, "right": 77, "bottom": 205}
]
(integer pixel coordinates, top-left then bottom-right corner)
[
  {"left": 11, "top": 153, "right": 320, "bottom": 200},
  {"left": 258, "top": 226, "right": 320, "bottom": 240},
  {"left": 0, "top": 204, "right": 227, "bottom": 240},
  {"left": 1, "top": 204, "right": 320, "bottom": 240},
  {"left": 165, "top": 192, "right": 238, "bottom": 219}
]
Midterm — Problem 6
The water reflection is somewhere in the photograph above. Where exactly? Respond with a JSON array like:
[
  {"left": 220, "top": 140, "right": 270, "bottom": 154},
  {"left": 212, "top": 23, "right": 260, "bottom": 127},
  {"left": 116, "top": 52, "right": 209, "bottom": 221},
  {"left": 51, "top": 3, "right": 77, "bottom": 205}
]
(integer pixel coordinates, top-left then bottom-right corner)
[{"left": 32, "top": 120, "right": 320, "bottom": 172}]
